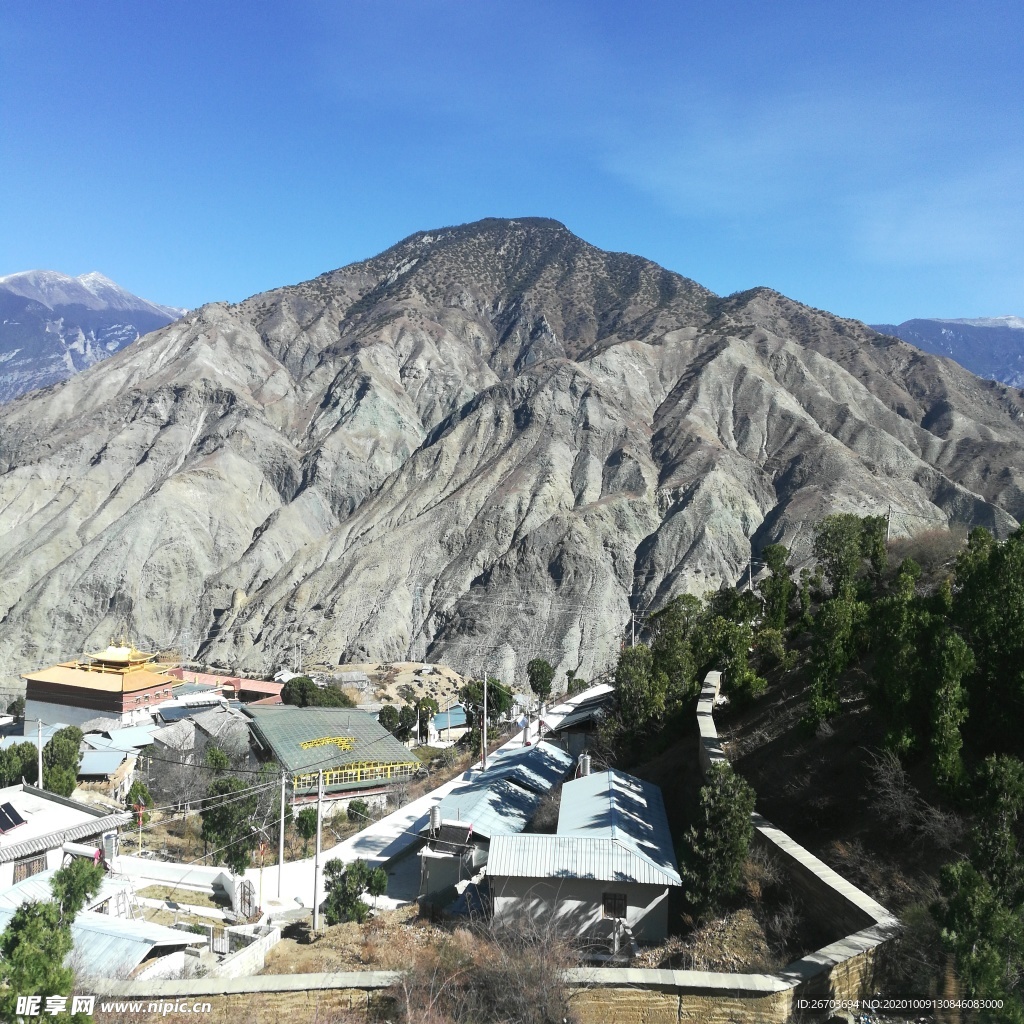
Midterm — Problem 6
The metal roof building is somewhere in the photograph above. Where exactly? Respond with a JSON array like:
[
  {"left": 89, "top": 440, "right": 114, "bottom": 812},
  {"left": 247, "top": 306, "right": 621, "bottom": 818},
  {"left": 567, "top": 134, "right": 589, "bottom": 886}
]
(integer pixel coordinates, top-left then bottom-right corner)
[
  {"left": 0, "top": 784, "right": 130, "bottom": 887},
  {"left": 488, "top": 768, "right": 681, "bottom": 944},
  {"left": 435, "top": 742, "right": 573, "bottom": 840},
  {"left": 244, "top": 705, "right": 419, "bottom": 796},
  {"left": 0, "top": 867, "right": 134, "bottom": 915},
  {"left": 78, "top": 750, "right": 128, "bottom": 778},
  {"left": 0, "top": 903, "right": 204, "bottom": 978}
]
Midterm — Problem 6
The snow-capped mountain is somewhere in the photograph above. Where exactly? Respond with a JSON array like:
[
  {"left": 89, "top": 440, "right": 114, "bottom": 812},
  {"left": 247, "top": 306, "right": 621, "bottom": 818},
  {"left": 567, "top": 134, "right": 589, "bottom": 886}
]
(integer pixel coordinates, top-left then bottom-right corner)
[
  {"left": 871, "top": 316, "right": 1024, "bottom": 389},
  {"left": 0, "top": 271, "right": 185, "bottom": 402}
]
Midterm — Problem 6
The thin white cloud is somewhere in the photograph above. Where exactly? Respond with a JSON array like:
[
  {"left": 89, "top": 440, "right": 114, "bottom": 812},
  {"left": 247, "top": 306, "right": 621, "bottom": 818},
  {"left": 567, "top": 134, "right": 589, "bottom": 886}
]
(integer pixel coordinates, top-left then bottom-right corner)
[{"left": 850, "top": 156, "right": 1024, "bottom": 266}]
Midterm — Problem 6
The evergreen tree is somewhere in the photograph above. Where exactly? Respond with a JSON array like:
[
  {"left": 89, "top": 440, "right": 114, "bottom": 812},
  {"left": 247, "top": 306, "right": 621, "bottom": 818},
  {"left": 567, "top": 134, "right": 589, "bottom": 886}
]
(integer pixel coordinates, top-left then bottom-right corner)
[
  {"left": 295, "top": 806, "right": 318, "bottom": 857},
  {"left": 378, "top": 703, "right": 400, "bottom": 734},
  {"left": 758, "top": 543, "right": 794, "bottom": 630},
  {"left": 526, "top": 658, "right": 554, "bottom": 703},
  {"left": 613, "top": 644, "right": 667, "bottom": 733},
  {"left": 0, "top": 858, "right": 104, "bottom": 1023},
  {"left": 323, "top": 858, "right": 370, "bottom": 924},
  {"left": 680, "top": 762, "right": 756, "bottom": 918},
  {"left": 930, "top": 633, "right": 973, "bottom": 792},
  {"left": 201, "top": 777, "right": 258, "bottom": 874}
]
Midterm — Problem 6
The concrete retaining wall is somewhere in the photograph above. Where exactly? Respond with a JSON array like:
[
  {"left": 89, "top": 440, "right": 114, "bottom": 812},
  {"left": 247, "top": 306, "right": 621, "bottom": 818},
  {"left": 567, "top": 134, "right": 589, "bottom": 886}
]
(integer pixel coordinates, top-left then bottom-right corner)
[
  {"left": 110, "top": 854, "right": 242, "bottom": 910},
  {"left": 212, "top": 924, "right": 281, "bottom": 979},
  {"left": 695, "top": 670, "right": 899, "bottom": 1009}
]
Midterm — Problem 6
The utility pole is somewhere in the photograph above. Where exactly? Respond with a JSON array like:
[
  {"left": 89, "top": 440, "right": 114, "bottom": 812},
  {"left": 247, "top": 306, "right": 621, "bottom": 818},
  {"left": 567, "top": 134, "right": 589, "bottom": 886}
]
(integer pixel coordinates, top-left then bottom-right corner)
[
  {"left": 277, "top": 770, "right": 287, "bottom": 899},
  {"left": 312, "top": 769, "right": 323, "bottom": 934},
  {"left": 630, "top": 613, "right": 635, "bottom": 647},
  {"left": 36, "top": 720, "right": 43, "bottom": 790},
  {"left": 886, "top": 504, "right": 892, "bottom": 545},
  {"left": 481, "top": 678, "right": 488, "bottom": 770}
]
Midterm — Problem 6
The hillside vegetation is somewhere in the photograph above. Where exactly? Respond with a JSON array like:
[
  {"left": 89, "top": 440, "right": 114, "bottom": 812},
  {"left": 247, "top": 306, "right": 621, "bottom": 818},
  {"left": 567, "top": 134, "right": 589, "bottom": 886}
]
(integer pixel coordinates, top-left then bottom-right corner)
[{"left": 605, "top": 516, "right": 1024, "bottom": 1021}]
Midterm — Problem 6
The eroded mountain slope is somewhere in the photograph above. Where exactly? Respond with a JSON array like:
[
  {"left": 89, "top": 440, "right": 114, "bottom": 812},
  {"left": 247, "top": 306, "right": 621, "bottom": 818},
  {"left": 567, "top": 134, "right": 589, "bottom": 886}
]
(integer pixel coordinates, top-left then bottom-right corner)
[{"left": 1, "top": 219, "right": 1021, "bottom": 683}]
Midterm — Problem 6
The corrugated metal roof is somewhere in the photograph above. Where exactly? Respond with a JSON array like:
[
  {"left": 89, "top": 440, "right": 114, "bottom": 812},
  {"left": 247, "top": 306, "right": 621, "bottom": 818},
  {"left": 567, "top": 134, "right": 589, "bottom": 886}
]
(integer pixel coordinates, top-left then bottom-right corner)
[
  {"left": 0, "top": 724, "right": 65, "bottom": 750},
  {"left": 438, "top": 777, "right": 542, "bottom": 840},
  {"left": 0, "top": 905, "right": 204, "bottom": 977},
  {"left": 99, "top": 725, "right": 159, "bottom": 750},
  {"left": 244, "top": 706, "right": 418, "bottom": 774},
  {"left": 0, "top": 869, "right": 131, "bottom": 911},
  {"left": 433, "top": 742, "right": 572, "bottom": 841},
  {"left": 476, "top": 742, "right": 573, "bottom": 794},
  {"left": 486, "top": 768, "right": 681, "bottom": 887},
  {"left": 557, "top": 769, "right": 678, "bottom": 875},
  {"left": 487, "top": 834, "right": 682, "bottom": 886},
  {"left": 78, "top": 750, "right": 128, "bottom": 777},
  {"left": 0, "top": 810, "right": 130, "bottom": 863},
  {"left": 432, "top": 705, "right": 467, "bottom": 730},
  {"left": 547, "top": 691, "right": 612, "bottom": 733}
]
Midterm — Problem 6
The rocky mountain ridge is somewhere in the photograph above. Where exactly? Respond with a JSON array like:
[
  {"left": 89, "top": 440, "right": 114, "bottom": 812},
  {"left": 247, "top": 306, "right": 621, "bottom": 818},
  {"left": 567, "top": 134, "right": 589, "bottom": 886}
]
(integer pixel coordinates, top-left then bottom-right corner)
[
  {"left": 871, "top": 316, "right": 1024, "bottom": 389},
  {"left": 0, "top": 270, "right": 184, "bottom": 402},
  {"left": 1, "top": 218, "right": 1022, "bottom": 687}
]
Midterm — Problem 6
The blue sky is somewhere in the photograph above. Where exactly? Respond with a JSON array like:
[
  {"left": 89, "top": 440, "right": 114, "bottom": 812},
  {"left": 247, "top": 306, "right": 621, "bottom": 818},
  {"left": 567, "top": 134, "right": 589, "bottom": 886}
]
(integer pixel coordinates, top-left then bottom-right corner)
[{"left": 2, "top": 1, "right": 1021, "bottom": 323}]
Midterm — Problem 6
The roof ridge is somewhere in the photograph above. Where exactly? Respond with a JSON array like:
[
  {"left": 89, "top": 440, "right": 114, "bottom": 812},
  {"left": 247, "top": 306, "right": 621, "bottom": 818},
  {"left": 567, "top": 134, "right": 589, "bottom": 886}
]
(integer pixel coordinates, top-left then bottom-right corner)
[{"left": 611, "top": 834, "right": 681, "bottom": 884}]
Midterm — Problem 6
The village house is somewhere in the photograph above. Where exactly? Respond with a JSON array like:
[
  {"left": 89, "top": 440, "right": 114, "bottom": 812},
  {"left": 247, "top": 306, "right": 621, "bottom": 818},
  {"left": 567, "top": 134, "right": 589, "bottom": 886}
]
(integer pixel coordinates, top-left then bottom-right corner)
[
  {"left": 244, "top": 705, "right": 420, "bottom": 810},
  {"left": 419, "top": 741, "right": 573, "bottom": 898},
  {"left": 0, "top": 783, "right": 129, "bottom": 886},
  {"left": 487, "top": 768, "right": 681, "bottom": 945}
]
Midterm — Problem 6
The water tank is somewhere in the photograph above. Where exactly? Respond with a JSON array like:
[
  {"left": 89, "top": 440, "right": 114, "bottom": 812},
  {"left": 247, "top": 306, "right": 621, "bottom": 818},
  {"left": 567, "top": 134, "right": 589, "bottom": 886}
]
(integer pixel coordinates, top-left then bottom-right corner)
[
  {"left": 429, "top": 804, "right": 442, "bottom": 833},
  {"left": 579, "top": 753, "right": 592, "bottom": 777}
]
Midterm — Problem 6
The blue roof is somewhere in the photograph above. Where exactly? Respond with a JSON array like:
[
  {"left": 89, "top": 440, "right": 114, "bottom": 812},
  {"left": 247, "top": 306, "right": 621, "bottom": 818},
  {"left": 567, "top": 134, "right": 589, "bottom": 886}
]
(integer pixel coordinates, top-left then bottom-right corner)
[
  {"left": 78, "top": 750, "right": 127, "bottom": 777},
  {"left": 432, "top": 705, "right": 467, "bottom": 730},
  {"left": 0, "top": 905, "right": 203, "bottom": 976},
  {"left": 438, "top": 776, "right": 543, "bottom": 840},
  {"left": 556, "top": 769, "right": 680, "bottom": 878},
  {"left": 478, "top": 741, "right": 573, "bottom": 793},
  {"left": 83, "top": 725, "right": 158, "bottom": 752},
  {"left": 488, "top": 769, "right": 681, "bottom": 886},
  {"left": 0, "top": 724, "right": 65, "bottom": 750},
  {"left": 436, "top": 741, "right": 572, "bottom": 840}
]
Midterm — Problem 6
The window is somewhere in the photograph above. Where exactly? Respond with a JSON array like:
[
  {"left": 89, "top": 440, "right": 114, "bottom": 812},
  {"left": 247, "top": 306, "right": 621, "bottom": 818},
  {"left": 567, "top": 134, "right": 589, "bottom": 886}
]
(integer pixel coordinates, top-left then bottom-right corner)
[
  {"left": 602, "top": 893, "right": 626, "bottom": 919},
  {"left": 13, "top": 854, "right": 46, "bottom": 882}
]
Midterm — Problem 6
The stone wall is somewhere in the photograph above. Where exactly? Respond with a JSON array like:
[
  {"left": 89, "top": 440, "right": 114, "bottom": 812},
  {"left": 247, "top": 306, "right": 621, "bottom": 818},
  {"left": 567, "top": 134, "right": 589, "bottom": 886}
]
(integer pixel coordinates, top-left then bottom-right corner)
[{"left": 695, "top": 670, "right": 900, "bottom": 1009}]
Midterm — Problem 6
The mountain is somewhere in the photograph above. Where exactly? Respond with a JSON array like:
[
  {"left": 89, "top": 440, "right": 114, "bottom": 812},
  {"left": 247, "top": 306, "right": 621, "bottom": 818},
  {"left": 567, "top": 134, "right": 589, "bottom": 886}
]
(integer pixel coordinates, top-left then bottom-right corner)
[
  {"left": 1, "top": 218, "right": 1023, "bottom": 686},
  {"left": 0, "top": 270, "right": 185, "bottom": 402},
  {"left": 870, "top": 316, "right": 1024, "bottom": 389}
]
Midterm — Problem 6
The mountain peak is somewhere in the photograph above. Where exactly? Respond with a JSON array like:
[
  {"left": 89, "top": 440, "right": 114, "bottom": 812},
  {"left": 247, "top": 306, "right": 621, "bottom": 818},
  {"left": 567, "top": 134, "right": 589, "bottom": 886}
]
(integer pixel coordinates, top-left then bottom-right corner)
[{"left": 0, "top": 269, "right": 183, "bottom": 319}]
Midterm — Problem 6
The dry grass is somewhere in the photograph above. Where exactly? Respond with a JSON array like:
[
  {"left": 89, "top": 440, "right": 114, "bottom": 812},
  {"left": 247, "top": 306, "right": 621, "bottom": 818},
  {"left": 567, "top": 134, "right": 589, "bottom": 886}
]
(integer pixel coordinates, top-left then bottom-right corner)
[
  {"left": 633, "top": 907, "right": 776, "bottom": 972},
  {"left": 336, "top": 661, "right": 468, "bottom": 710},
  {"left": 261, "top": 904, "right": 439, "bottom": 974},
  {"left": 135, "top": 884, "right": 229, "bottom": 909}
]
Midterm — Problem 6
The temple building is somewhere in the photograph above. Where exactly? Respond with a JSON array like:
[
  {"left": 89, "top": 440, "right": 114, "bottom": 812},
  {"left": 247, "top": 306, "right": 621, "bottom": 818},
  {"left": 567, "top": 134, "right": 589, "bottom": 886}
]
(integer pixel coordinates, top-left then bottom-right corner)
[
  {"left": 244, "top": 705, "right": 420, "bottom": 810},
  {"left": 22, "top": 644, "right": 179, "bottom": 731}
]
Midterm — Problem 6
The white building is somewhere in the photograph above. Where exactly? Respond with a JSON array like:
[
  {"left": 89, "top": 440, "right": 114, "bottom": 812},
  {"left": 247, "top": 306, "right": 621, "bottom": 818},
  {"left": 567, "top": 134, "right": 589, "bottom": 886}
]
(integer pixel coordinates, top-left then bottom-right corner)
[
  {"left": 0, "top": 783, "right": 129, "bottom": 887},
  {"left": 487, "top": 769, "right": 681, "bottom": 944}
]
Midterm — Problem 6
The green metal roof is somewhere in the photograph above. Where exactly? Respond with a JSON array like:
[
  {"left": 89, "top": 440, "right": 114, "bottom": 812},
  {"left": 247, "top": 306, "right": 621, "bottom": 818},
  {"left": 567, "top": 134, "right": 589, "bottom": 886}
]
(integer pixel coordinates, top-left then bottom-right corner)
[{"left": 243, "top": 705, "right": 418, "bottom": 775}]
